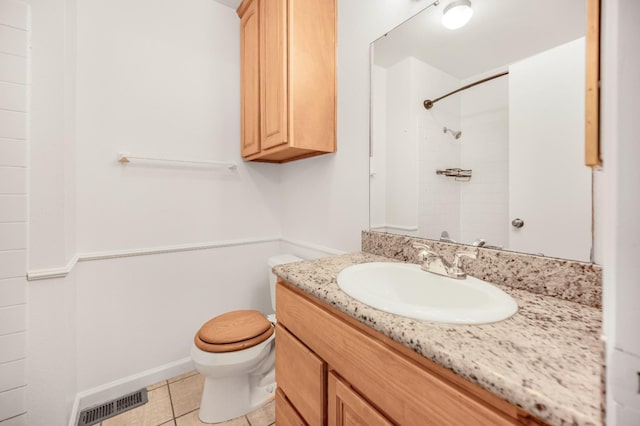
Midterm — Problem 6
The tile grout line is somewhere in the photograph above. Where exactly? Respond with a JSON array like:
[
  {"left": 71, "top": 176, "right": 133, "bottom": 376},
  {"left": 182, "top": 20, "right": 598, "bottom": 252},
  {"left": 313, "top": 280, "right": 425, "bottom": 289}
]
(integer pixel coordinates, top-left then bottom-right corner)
[{"left": 164, "top": 382, "right": 177, "bottom": 425}]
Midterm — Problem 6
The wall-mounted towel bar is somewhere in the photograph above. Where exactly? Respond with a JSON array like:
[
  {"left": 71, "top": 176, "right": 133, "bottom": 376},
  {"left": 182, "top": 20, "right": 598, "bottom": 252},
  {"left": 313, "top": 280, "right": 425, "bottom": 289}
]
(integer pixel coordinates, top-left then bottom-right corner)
[
  {"left": 436, "top": 168, "right": 472, "bottom": 181},
  {"left": 117, "top": 152, "right": 237, "bottom": 170}
]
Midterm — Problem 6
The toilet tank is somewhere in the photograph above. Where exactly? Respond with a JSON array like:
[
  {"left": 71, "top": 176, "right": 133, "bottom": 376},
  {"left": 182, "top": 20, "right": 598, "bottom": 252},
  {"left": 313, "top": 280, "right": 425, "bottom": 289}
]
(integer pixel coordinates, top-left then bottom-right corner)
[{"left": 268, "top": 254, "right": 303, "bottom": 312}]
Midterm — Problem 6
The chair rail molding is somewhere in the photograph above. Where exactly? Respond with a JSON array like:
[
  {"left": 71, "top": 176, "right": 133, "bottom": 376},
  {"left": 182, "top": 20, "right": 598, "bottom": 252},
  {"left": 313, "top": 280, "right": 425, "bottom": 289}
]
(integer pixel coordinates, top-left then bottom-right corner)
[
  {"left": 26, "top": 236, "right": 282, "bottom": 281},
  {"left": 26, "top": 236, "right": 345, "bottom": 281}
]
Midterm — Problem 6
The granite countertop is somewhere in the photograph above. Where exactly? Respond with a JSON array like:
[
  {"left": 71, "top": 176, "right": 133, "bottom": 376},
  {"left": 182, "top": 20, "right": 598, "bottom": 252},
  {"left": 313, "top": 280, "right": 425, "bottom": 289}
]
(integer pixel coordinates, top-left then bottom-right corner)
[{"left": 274, "top": 252, "right": 602, "bottom": 426}]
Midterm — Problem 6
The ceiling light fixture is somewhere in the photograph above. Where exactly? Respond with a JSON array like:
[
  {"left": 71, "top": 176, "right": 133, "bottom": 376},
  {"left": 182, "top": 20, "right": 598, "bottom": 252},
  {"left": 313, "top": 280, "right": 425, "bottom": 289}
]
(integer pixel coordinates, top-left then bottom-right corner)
[{"left": 441, "top": 0, "right": 473, "bottom": 30}]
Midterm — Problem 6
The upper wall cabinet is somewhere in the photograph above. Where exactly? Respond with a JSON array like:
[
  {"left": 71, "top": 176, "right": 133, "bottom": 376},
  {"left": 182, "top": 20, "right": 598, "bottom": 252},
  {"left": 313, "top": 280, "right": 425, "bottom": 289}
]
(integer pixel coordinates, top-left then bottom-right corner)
[{"left": 237, "top": 0, "right": 336, "bottom": 163}]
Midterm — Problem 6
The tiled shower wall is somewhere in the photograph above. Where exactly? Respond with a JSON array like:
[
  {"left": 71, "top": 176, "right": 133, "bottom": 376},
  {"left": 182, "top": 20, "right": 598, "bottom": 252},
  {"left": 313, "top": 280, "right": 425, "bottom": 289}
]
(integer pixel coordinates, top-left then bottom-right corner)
[{"left": 0, "top": 0, "right": 29, "bottom": 423}]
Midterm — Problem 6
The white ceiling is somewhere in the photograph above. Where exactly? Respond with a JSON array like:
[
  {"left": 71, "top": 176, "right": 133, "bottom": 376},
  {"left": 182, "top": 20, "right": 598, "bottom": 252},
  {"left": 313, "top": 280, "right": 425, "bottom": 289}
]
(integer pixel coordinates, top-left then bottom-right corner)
[
  {"left": 213, "top": 0, "right": 242, "bottom": 10},
  {"left": 373, "top": 0, "right": 586, "bottom": 79}
]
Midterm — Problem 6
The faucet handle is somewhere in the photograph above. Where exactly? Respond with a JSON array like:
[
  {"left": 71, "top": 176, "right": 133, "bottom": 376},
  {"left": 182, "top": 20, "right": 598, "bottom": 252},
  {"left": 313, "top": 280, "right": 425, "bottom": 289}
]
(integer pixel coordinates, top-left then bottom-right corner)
[
  {"left": 452, "top": 248, "right": 478, "bottom": 271},
  {"left": 454, "top": 247, "right": 478, "bottom": 262},
  {"left": 412, "top": 242, "right": 438, "bottom": 254},
  {"left": 450, "top": 248, "right": 479, "bottom": 279},
  {"left": 412, "top": 242, "right": 439, "bottom": 262}
]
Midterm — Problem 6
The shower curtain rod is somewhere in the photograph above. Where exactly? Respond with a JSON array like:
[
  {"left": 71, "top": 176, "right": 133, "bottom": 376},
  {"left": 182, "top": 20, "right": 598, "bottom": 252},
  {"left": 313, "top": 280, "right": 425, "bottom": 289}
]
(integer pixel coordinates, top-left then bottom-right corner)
[{"left": 423, "top": 70, "right": 509, "bottom": 110}]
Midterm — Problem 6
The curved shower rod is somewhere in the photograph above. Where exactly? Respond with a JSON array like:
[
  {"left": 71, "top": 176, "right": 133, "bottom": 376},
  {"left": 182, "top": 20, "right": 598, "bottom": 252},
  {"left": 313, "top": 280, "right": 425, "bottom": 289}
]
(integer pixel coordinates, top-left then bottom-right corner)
[{"left": 423, "top": 70, "right": 509, "bottom": 110}]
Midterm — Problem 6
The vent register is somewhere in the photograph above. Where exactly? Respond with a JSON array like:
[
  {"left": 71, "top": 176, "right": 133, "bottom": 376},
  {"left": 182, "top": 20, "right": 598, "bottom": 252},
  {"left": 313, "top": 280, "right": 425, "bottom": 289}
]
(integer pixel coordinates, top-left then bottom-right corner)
[{"left": 77, "top": 389, "right": 148, "bottom": 426}]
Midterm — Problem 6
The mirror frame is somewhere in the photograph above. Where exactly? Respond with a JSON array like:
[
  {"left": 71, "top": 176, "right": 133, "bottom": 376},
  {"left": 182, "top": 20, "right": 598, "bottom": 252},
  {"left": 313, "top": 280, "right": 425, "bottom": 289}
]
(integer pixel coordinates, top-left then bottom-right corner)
[{"left": 585, "top": 0, "right": 601, "bottom": 167}]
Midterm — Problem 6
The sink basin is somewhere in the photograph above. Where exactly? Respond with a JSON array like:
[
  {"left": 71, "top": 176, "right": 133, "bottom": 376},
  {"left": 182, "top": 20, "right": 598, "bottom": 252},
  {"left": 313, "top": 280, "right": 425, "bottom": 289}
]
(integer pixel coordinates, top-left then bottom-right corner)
[{"left": 336, "top": 262, "right": 518, "bottom": 324}]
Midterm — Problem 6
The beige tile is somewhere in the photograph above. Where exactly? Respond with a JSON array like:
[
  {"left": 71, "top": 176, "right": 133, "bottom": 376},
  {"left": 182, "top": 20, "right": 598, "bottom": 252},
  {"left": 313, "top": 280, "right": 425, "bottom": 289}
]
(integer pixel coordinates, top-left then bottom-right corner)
[
  {"left": 246, "top": 401, "right": 275, "bottom": 426},
  {"left": 175, "top": 410, "right": 249, "bottom": 426},
  {"left": 147, "top": 380, "right": 167, "bottom": 391},
  {"left": 102, "top": 386, "right": 173, "bottom": 426},
  {"left": 168, "top": 370, "right": 198, "bottom": 383},
  {"left": 169, "top": 373, "right": 205, "bottom": 417},
  {"left": 159, "top": 421, "right": 176, "bottom": 426}
]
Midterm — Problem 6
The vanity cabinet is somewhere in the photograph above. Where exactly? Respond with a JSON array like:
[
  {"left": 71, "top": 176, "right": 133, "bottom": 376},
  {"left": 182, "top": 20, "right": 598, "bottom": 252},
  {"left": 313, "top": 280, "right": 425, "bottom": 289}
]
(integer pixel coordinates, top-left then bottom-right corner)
[
  {"left": 236, "top": 0, "right": 336, "bottom": 163},
  {"left": 275, "top": 280, "right": 547, "bottom": 426},
  {"left": 328, "top": 372, "right": 393, "bottom": 426}
]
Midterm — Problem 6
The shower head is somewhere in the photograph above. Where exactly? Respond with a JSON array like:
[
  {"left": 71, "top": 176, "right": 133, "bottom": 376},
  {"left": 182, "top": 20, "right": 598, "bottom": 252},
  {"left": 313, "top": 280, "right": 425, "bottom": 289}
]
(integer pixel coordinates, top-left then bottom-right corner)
[{"left": 443, "top": 127, "right": 462, "bottom": 140}]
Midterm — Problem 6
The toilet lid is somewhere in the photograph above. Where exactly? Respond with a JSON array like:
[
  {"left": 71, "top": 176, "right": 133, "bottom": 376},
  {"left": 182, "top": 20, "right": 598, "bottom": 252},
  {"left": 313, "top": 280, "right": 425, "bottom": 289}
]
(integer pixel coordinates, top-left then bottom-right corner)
[{"left": 194, "top": 310, "right": 274, "bottom": 353}]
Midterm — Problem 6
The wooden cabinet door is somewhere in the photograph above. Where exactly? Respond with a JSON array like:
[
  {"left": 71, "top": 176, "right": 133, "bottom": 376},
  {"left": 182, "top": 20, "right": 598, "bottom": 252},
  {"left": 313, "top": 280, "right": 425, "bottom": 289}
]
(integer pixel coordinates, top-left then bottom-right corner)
[
  {"left": 328, "top": 372, "right": 392, "bottom": 426},
  {"left": 276, "top": 324, "right": 325, "bottom": 425},
  {"left": 275, "top": 388, "right": 307, "bottom": 426},
  {"left": 259, "top": 0, "right": 288, "bottom": 150},
  {"left": 239, "top": 0, "right": 260, "bottom": 157}
]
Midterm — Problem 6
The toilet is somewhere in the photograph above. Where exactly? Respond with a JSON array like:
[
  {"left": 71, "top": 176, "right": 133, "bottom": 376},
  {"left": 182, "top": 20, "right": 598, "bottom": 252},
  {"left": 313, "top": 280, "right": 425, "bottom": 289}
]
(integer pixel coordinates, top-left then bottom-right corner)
[{"left": 190, "top": 254, "right": 302, "bottom": 424}]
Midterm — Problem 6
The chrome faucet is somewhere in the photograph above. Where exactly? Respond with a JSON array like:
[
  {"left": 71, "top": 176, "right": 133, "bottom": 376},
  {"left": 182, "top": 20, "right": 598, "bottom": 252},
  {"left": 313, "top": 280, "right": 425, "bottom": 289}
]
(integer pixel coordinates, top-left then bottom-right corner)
[{"left": 412, "top": 242, "right": 478, "bottom": 279}]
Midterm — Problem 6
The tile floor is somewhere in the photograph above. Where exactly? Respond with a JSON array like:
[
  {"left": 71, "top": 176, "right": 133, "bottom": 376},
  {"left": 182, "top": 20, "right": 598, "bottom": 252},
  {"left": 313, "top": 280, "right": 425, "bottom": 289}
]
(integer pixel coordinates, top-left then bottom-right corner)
[{"left": 99, "top": 371, "right": 275, "bottom": 426}]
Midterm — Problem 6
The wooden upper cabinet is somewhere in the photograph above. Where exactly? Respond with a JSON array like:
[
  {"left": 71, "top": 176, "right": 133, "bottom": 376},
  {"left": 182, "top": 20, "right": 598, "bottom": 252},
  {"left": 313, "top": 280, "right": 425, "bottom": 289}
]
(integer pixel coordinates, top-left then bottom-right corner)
[
  {"left": 237, "top": 0, "right": 336, "bottom": 163},
  {"left": 260, "top": 0, "right": 288, "bottom": 150},
  {"left": 239, "top": 0, "right": 260, "bottom": 157}
]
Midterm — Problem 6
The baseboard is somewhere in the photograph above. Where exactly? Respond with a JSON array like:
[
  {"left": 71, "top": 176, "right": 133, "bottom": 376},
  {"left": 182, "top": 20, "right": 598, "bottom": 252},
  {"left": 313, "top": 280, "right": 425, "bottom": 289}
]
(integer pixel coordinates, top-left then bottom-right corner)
[{"left": 68, "top": 357, "right": 193, "bottom": 426}]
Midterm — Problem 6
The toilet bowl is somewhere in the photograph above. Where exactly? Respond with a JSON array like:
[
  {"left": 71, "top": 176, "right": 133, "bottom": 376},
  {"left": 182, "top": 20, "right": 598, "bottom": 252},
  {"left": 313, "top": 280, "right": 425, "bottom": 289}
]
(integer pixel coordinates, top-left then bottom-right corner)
[{"left": 190, "top": 254, "right": 302, "bottom": 423}]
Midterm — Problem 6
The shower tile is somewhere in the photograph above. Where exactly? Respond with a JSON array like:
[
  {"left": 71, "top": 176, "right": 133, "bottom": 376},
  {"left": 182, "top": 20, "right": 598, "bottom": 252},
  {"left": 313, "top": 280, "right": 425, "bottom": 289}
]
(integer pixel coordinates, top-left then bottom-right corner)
[
  {"left": 168, "top": 373, "right": 205, "bottom": 417},
  {"left": 175, "top": 410, "right": 249, "bottom": 426},
  {"left": 245, "top": 400, "right": 275, "bottom": 426},
  {"left": 102, "top": 386, "right": 173, "bottom": 426}
]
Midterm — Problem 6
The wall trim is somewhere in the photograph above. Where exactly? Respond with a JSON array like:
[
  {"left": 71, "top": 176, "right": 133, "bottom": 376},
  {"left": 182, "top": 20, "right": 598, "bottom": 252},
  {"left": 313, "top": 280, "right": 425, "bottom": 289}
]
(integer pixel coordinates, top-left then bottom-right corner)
[
  {"left": 27, "top": 255, "right": 79, "bottom": 281},
  {"left": 78, "top": 236, "right": 281, "bottom": 261},
  {"left": 27, "top": 236, "right": 281, "bottom": 281},
  {"left": 27, "top": 236, "right": 347, "bottom": 281},
  {"left": 68, "top": 357, "right": 193, "bottom": 426},
  {"left": 280, "top": 237, "right": 347, "bottom": 256}
]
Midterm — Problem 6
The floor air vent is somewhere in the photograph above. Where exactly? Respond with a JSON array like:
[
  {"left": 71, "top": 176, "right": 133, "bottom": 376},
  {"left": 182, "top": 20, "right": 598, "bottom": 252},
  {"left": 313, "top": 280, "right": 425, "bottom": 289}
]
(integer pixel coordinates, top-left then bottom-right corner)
[{"left": 77, "top": 388, "right": 148, "bottom": 426}]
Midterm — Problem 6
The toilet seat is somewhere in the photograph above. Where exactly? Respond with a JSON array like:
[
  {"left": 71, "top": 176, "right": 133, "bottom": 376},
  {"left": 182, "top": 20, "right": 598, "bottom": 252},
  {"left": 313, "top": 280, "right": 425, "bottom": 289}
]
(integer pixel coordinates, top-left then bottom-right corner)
[{"left": 194, "top": 310, "right": 274, "bottom": 353}]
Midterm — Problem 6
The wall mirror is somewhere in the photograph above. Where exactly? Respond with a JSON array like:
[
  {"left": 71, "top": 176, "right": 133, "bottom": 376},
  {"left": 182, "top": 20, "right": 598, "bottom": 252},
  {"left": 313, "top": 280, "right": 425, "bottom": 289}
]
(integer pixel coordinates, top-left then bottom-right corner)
[{"left": 369, "top": 0, "right": 594, "bottom": 262}]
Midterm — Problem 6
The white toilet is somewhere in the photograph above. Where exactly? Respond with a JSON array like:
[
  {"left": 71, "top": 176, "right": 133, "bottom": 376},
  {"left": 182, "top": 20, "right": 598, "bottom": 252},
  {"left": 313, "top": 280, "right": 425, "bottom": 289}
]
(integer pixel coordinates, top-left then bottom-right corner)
[{"left": 190, "top": 254, "right": 302, "bottom": 424}]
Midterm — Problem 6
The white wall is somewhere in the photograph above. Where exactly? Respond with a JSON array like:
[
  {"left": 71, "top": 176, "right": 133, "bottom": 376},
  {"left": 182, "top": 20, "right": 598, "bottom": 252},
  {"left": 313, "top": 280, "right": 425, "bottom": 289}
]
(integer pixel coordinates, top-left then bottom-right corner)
[
  {"left": 508, "top": 38, "right": 591, "bottom": 261},
  {"left": 75, "top": 0, "right": 281, "bottom": 252},
  {"left": 602, "top": 0, "right": 640, "bottom": 424},
  {"left": 28, "top": 0, "right": 76, "bottom": 270},
  {"left": 0, "top": 1, "right": 28, "bottom": 423},
  {"left": 279, "top": 0, "right": 427, "bottom": 251},
  {"left": 75, "top": 242, "right": 282, "bottom": 391},
  {"left": 21, "top": 0, "right": 286, "bottom": 424},
  {"left": 71, "top": 0, "right": 284, "bottom": 392},
  {"left": 25, "top": 0, "right": 79, "bottom": 424},
  {"left": 27, "top": 274, "right": 77, "bottom": 426}
]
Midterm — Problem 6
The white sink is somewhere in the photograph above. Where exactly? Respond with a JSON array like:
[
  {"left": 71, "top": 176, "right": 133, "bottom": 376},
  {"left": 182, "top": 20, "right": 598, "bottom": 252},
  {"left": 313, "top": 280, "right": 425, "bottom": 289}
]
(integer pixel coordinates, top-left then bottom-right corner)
[{"left": 336, "top": 262, "right": 518, "bottom": 324}]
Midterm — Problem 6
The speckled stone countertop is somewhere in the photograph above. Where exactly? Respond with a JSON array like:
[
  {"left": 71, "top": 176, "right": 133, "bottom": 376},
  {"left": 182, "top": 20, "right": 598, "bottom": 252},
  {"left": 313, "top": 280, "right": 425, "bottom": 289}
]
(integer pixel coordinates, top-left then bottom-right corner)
[{"left": 274, "top": 252, "right": 602, "bottom": 426}]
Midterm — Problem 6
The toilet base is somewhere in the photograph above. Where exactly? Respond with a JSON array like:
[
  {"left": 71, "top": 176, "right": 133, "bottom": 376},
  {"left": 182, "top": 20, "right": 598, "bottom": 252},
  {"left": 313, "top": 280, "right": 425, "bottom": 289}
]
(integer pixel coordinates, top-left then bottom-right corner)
[{"left": 198, "top": 372, "right": 276, "bottom": 423}]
